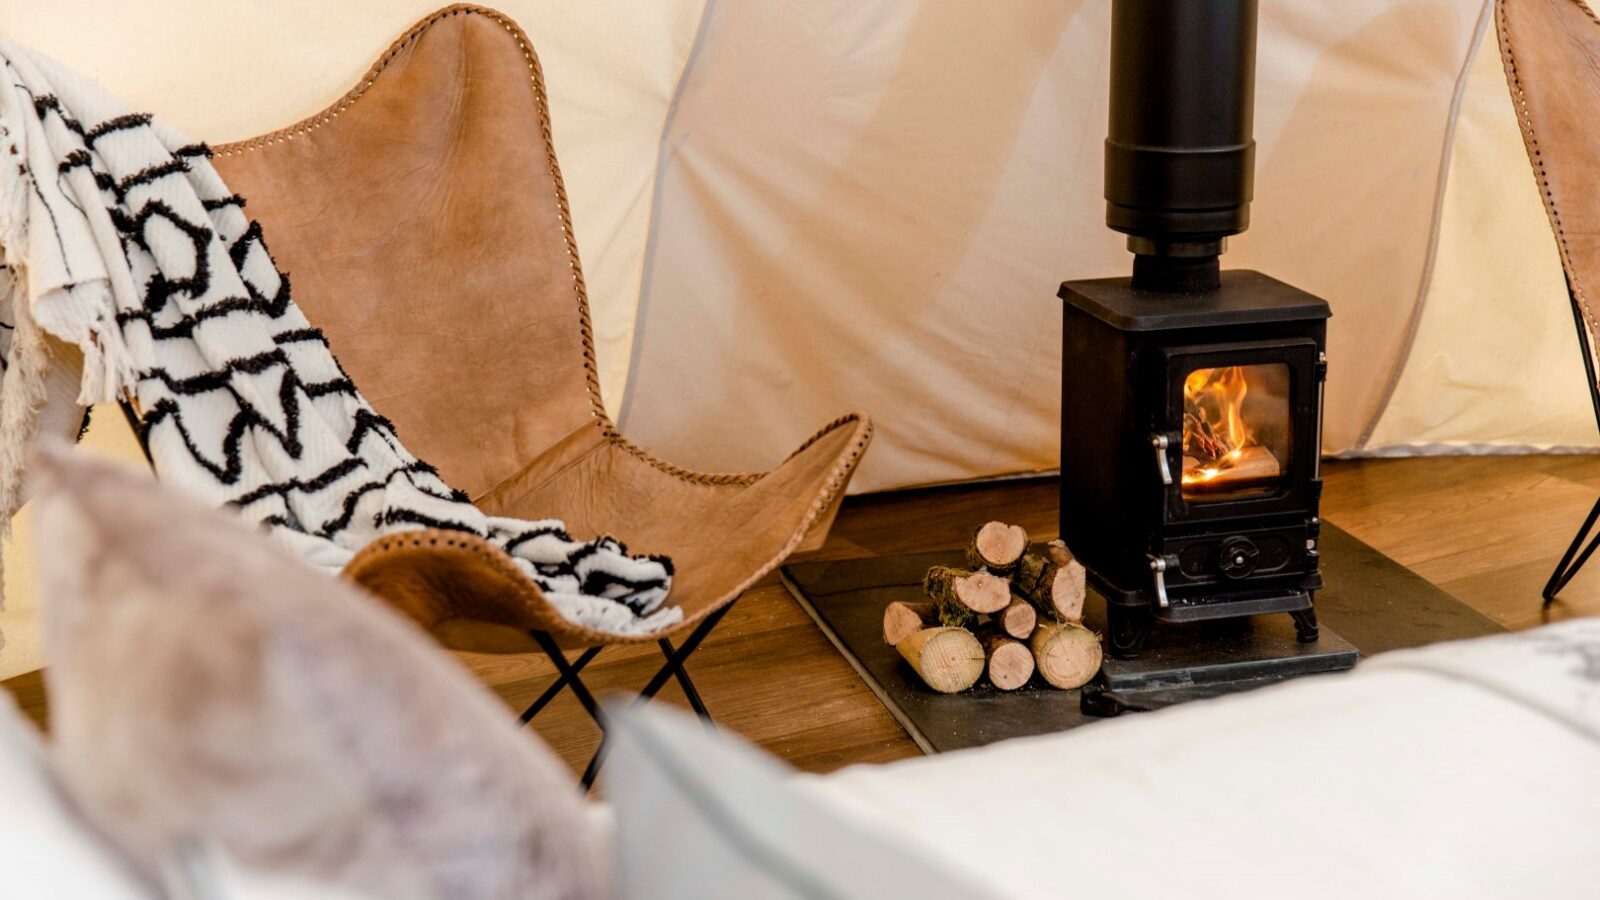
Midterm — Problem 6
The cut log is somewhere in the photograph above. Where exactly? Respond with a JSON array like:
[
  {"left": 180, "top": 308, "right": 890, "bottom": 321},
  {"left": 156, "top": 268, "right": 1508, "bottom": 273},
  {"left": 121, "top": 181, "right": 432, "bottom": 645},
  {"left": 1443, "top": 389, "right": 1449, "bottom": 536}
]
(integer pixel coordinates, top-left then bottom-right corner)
[
  {"left": 897, "top": 627, "right": 985, "bottom": 694},
  {"left": 1012, "top": 551, "right": 1087, "bottom": 623},
  {"left": 1046, "top": 539, "right": 1074, "bottom": 569},
  {"left": 965, "top": 521, "right": 1030, "bottom": 574},
  {"left": 992, "top": 598, "right": 1038, "bottom": 640},
  {"left": 983, "top": 634, "right": 1035, "bottom": 691},
  {"left": 1030, "top": 621, "right": 1103, "bottom": 690},
  {"left": 1045, "top": 545, "right": 1087, "bottom": 623},
  {"left": 882, "top": 601, "right": 938, "bottom": 646},
  {"left": 923, "top": 565, "right": 1011, "bottom": 618}
]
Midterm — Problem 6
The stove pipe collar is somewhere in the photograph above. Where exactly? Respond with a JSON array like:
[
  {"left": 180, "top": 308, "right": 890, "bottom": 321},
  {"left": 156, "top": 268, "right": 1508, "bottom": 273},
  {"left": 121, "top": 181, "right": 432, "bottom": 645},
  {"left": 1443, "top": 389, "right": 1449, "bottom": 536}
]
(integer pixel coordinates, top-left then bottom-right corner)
[{"left": 1105, "top": 0, "right": 1258, "bottom": 292}]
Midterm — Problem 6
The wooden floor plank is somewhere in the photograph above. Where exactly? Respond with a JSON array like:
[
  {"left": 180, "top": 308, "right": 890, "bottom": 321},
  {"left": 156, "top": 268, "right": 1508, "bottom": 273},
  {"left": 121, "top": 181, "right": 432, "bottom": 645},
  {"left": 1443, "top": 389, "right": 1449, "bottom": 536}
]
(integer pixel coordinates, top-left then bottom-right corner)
[
  {"left": 1321, "top": 457, "right": 1600, "bottom": 627},
  {"left": 6, "top": 456, "right": 1598, "bottom": 779}
]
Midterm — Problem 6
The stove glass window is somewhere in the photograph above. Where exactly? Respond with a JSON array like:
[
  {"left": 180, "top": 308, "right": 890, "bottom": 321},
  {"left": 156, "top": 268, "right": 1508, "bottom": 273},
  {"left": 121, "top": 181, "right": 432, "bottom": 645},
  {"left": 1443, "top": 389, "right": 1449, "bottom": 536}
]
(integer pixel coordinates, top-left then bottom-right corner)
[{"left": 1181, "top": 363, "right": 1289, "bottom": 502}]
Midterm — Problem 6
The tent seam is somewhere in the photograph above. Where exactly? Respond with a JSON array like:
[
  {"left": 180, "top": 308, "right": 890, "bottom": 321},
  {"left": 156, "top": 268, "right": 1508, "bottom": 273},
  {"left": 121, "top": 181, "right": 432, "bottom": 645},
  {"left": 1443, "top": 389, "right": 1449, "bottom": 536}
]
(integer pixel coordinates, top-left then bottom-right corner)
[
  {"left": 615, "top": 0, "right": 718, "bottom": 429},
  {"left": 1355, "top": 0, "right": 1495, "bottom": 451}
]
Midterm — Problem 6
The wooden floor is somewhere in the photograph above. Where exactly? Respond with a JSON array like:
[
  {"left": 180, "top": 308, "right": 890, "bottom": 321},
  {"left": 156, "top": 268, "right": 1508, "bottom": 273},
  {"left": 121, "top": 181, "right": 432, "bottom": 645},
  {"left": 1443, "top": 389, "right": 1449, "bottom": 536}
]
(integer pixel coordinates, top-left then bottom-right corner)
[{"left": 6, "top": 454, "right": 1600, "bottom": 779}]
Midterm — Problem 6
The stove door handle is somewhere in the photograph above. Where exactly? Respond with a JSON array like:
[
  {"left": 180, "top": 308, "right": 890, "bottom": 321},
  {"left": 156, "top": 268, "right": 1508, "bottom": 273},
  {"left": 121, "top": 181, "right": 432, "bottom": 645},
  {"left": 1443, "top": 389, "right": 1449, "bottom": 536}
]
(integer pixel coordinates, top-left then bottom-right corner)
[
  {"left": 1148, "top": 554, "right": 1173, "bottom": 609},
  {"left": 1151, "top": 433, "right": 1174, "bottom": 486}
]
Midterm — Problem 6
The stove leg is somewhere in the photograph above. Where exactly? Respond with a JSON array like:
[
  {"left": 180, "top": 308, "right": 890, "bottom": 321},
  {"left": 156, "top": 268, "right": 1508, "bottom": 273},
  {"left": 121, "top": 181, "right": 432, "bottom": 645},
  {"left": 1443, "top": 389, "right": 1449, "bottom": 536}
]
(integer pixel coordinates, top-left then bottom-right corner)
[
  {"left": 1108, "top": 605, "right": 1154, "bottom": 659},
  {"left": 1289, "top": 605, "right": 1319, "bottom": 643}
]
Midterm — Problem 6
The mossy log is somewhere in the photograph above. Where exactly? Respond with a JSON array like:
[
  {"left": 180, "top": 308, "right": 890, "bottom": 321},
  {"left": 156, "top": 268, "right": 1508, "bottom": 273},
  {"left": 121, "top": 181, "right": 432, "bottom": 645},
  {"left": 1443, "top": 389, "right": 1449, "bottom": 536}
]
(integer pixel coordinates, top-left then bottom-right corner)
[
  {"left": 1012, "top": 548, "right": 1087, "bottom": 623},
  {"left": 923, "top": 565, "right": 1011, "bottom": 627},
  {"left": 897, "top": 627, "right": 985, "bottom": 694}
]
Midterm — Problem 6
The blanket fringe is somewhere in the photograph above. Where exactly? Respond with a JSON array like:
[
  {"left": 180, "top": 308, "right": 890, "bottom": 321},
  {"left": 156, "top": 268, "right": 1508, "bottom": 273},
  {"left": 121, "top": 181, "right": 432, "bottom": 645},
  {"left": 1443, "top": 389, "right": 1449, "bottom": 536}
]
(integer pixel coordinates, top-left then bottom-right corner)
[
  {"left": 28, "top": 282, "right": 136, "bottom": 404},
  {"left": 0, "top": 112, "right": 23, "bottom": 649},
  {"left": 0, "top": 279, "right": 55, "bottom": 631}
]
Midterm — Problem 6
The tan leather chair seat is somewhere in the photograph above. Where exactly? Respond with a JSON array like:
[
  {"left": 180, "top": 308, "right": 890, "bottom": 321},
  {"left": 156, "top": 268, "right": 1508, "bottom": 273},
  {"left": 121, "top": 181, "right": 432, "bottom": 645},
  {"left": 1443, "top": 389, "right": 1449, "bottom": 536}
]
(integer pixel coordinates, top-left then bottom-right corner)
[{"left": 210, "top": 4, "right": 871, "bottom": 649}]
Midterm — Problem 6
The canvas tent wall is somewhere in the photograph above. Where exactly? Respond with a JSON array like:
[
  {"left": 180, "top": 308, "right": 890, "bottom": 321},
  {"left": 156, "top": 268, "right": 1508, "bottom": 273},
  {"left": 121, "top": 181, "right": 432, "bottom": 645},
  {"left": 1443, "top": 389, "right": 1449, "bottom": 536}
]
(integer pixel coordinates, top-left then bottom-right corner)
[{"left": 0, "top": 0, "right": 1590, "bottom": 678}]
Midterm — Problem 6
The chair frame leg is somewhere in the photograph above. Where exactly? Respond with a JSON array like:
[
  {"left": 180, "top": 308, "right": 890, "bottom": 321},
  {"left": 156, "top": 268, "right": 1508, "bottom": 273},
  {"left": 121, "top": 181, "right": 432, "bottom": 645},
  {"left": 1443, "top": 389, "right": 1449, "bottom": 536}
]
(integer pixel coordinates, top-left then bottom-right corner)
[
  {"left": 1544, "top": 495, "right": 1600, "bottom": 607},
  {"left": 523, "top": 601, "right": 737, "bottom": 790},
  {"left": 528, "top": 632, "right": 607, "bottom": 727},
  {"left": 1545, "top": 282, "right": 1600, "bottom": 610},
  {"left": 518, "top": 645, "right": 603, "bottom": 724},
  {"left": 658, "top": 637, "right": 714, "bottom": 725}
]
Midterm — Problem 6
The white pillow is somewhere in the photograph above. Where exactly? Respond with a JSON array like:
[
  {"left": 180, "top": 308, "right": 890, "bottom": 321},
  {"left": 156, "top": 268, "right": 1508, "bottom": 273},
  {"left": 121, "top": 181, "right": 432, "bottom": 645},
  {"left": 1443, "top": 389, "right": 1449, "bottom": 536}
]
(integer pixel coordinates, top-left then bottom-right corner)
[
  {"left": 602, "top": 703, "right": 1000, "bottom": 900},
  {"left": 606, "top": 621, "right": 1600, "bottom": 900},
  {"left": 0, "top": 690, "right": 148, "bottom": 898},
  {"left": 812, "top": 621, "right": 1600, "bottom": 899}
]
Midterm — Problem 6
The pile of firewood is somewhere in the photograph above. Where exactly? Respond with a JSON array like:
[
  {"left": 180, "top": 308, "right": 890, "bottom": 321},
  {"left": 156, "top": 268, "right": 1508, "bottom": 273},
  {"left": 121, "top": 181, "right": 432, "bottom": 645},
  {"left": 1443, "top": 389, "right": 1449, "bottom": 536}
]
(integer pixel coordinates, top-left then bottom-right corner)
[{"left": 883, "top": 522, "right": 1103, "bottom": 694}]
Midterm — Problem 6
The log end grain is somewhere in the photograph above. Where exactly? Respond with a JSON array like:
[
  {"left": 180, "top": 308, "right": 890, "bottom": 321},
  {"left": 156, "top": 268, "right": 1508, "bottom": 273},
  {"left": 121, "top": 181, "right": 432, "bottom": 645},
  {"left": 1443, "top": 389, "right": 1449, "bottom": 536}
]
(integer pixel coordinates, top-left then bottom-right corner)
[
  {"left": 1030, "top": 621, "right": 1103, "bottom": 690},
  {"left": 898, "top": 627, "right": 985, "bottom": 694},
  {"left": 969, "top": 521, "right": 1030, "bottom": 571},
  {"left": 984, "top": 635, "right": 1036, "bottom": 691}
]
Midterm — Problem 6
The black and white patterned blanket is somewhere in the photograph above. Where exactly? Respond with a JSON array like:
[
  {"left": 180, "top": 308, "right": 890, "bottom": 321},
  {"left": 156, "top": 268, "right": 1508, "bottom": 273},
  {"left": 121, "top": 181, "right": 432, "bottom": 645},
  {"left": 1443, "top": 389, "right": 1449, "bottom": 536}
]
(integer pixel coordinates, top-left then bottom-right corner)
[{"left": 0, "top": 41, "right": 679, "bottom": 639}]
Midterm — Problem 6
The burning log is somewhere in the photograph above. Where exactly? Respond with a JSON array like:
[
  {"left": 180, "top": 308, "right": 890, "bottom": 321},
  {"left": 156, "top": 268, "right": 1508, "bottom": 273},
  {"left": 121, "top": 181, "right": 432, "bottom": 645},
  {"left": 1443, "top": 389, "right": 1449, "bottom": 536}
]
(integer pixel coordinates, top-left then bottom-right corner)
[
  {"left": 922, "top": 566, "right": 1011, "bottom": 629},
  {"left": 965, "top": 521, "right": 1030, "bottom": 574},
  {"left": 882, "top": 601, "right": 938, "bottom": 646},
  {"left": 897, "top": 627, "right": 985, "bottom": 694},
  {"left": 982, "top": 633, "right": 1035, "bottom": 691},
  {"left": 1182, "top": 444, "right": 1280, "bottom": 492},
  {"left": 1012, "top": 544, "right": 1087, "bottom": 623},
  {"left": 1030, "top": 621, "right": 1103, "bottom": 690}
]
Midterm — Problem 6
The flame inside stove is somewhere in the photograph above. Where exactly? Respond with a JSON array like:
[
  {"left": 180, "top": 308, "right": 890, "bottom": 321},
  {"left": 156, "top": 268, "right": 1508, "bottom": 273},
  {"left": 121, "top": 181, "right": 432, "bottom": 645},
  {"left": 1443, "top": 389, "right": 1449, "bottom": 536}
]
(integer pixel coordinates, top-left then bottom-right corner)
[{"left": 1183, "top": 366, "right": 1264, "bottom": 487}]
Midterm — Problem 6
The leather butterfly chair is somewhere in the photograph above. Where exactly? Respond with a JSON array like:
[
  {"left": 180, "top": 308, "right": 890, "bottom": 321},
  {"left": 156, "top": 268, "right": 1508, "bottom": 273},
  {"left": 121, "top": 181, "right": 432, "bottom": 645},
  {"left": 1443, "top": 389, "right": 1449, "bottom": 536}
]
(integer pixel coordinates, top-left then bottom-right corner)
[
  {"left": 189, "top": 4, "right": 871, "bottom": 786},
  {"left": 1496, "top": 0, "right": 1600, "bottom": 608}
]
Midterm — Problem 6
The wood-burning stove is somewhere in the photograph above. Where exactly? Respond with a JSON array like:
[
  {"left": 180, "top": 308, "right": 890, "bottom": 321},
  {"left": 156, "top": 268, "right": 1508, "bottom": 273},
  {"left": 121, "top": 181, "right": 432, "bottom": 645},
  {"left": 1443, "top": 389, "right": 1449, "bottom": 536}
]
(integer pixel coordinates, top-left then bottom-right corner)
[
  {"left": 1060, "top": 273, "right": 1327, "bottom": 659},
  {"left": 1059, "top": 0, "right": 1331, "bottom": 659}
]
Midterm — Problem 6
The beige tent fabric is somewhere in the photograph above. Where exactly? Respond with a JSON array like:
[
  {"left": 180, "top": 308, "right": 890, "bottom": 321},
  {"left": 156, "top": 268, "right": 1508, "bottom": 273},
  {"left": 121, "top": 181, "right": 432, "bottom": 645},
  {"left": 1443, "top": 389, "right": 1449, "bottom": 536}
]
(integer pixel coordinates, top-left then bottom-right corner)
[
  {"left": 1364, "top": 9, "right": 1599, "bottom": 452},
  {"left": 621, "top": 0, "right": 1491, "bottom": 491}
]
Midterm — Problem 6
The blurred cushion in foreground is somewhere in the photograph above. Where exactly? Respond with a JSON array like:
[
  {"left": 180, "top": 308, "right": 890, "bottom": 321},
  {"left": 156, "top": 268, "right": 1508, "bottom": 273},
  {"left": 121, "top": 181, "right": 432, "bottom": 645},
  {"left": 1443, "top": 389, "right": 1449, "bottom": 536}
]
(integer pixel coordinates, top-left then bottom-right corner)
[{"left": 32, "top": 443, "right": 607, "bottom": 900}]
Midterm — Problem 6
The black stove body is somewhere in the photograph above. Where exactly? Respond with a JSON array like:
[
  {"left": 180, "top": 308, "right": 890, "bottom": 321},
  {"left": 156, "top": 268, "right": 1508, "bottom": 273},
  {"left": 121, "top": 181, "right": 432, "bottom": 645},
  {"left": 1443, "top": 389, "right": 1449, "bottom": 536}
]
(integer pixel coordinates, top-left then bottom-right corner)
[
  {"left": 1058, "top": 0, "right": 1331, "bottom": 658},
  {"left": 1059, "top": 271, "right": 1328, "bottom": 659}
]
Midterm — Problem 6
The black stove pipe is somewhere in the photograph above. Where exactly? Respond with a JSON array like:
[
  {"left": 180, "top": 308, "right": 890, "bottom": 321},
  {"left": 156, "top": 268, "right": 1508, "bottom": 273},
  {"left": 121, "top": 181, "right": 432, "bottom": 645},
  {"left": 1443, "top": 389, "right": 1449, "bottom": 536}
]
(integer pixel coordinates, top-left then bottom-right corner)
[{"left": 1106, "top": 0, "right": 1258, "bottom": 292}]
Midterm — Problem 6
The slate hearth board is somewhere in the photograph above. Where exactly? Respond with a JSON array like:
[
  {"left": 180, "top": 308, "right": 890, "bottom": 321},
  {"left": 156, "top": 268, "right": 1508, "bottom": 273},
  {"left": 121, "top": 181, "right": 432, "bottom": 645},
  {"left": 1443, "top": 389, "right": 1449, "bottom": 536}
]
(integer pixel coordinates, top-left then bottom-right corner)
[{"left": 780, "top": 523, "right": 1503, "bottom": 755}]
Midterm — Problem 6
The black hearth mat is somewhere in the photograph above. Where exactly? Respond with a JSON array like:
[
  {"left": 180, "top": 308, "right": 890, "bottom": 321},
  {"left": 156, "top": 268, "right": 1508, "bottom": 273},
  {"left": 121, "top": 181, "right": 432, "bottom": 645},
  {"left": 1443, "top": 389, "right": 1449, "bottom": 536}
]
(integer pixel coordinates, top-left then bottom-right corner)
[
  {"left": 779, "top": 523, "right": 1502, "bottom": 755},
  {"left": 1080, "top": 610, "right": 1359, "bottom": 717}
]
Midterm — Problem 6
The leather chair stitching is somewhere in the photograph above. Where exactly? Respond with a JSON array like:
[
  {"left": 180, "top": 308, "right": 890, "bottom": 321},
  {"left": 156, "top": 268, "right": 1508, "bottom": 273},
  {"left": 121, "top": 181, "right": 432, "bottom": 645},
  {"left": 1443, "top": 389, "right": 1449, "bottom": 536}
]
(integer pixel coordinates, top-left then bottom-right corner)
[
  {"left": 211, "top": 3, "right": 838, "bottom": 489},
  {"left": 1497, "top": 0, "right": 1600, "bottom": 348}
]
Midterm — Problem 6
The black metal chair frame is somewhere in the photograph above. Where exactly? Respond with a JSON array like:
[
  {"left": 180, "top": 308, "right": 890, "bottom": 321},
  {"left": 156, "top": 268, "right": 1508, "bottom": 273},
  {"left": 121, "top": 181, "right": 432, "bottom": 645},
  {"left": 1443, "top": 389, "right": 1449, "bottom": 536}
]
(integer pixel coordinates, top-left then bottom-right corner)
[
  {"left": 1543, "top": 277, "right": 1600, "bottom": 607},
  {"left": 522, "top": 604, "right": 730, "bottom": 789},
  {"left": 117, "top": 397, "right": 726, "bottom": 789}
]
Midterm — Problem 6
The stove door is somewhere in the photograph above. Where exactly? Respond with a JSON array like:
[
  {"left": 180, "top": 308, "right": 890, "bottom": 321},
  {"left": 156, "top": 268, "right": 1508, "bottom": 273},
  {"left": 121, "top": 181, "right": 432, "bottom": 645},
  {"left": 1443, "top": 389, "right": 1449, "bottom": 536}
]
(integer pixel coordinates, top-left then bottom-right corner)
[{"left": 1156, "top": 338, "right": 1322, "bottom": 526}]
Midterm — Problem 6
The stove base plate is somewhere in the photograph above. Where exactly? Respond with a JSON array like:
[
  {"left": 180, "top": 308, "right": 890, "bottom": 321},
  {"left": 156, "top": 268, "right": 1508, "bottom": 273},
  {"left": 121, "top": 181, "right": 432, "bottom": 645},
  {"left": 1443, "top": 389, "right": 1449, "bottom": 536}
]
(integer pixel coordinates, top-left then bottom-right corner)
[{"left": 1081, "top": 605, "right": 1357, "bottom": 716}]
